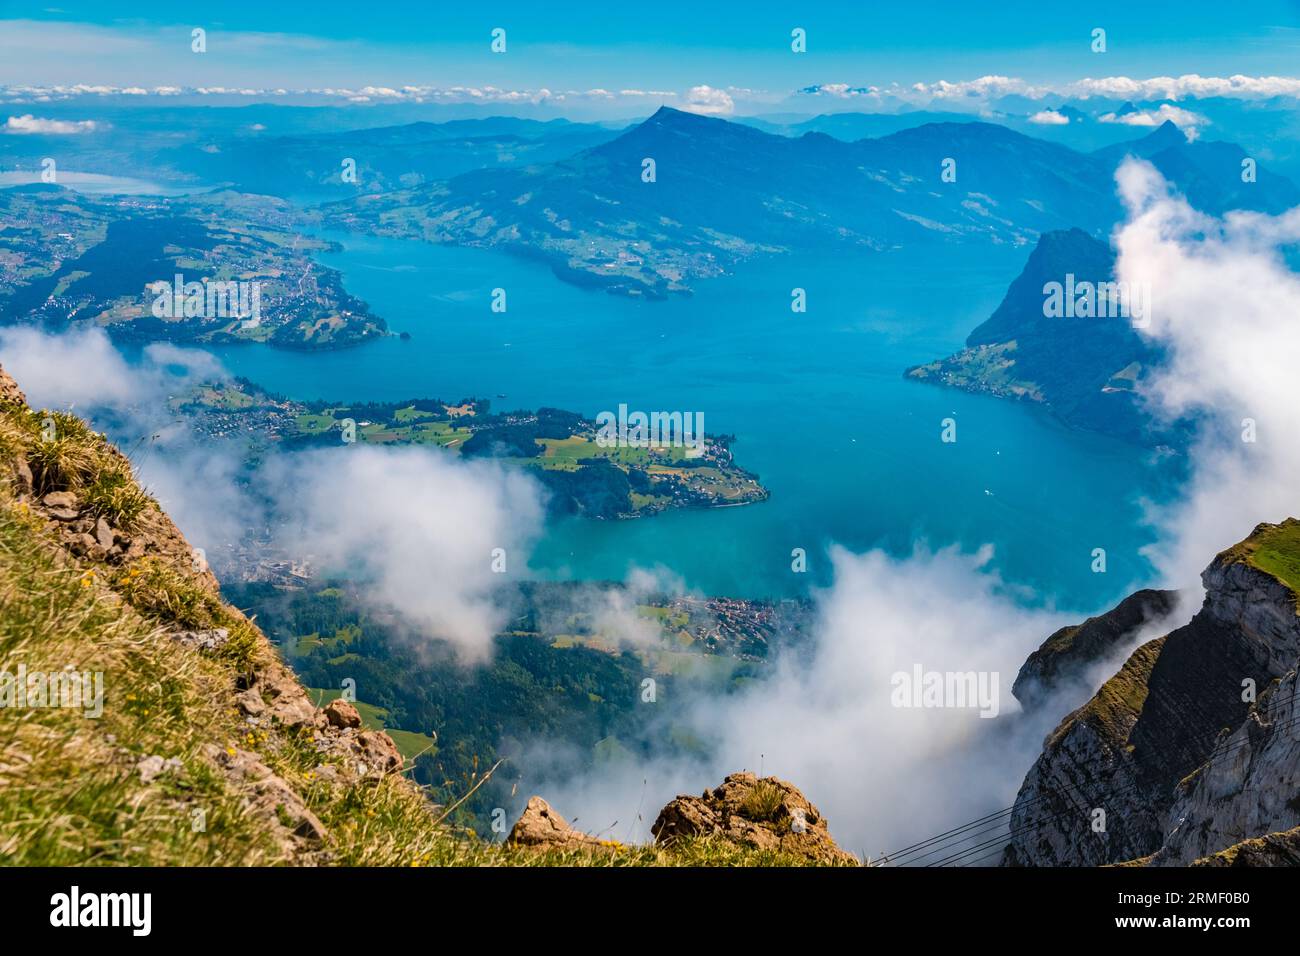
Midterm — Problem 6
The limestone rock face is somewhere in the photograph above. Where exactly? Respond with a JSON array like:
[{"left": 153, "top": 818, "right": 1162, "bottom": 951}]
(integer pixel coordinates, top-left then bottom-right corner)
[
  {"left": 1153, "top": 665, "right": 1300, "bottom": 865},
  {"left": 652, "top": 772, "right": 858, "bottom": 865},
  {"left": 1005, "top": 520, "right": 1300, "bottom": 867},
  {"left": 1003, "top": 640, "right": 1167, "bottom": 867}
]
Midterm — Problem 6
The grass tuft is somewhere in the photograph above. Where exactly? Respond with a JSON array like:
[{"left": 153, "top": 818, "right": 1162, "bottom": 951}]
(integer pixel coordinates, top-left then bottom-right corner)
[{"left": 740, "top": 779, "right": 785, "bottom": 823}]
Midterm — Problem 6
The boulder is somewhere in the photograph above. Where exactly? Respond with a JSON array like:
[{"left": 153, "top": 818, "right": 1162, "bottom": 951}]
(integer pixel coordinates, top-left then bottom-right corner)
[
  {"left": 1012, "top": 588, "right": 1180, "bottom": 710},
  {"left": 508, "top": 796, "right": 601, "bottom": 848},
  {"left": 652, "top": 772, "right": 858, "bottom": 865},
  {"left": 324, "top": 698, "right": 362, "bottom": 729},
  {"left": 0, "top": 365, "right": 27, "bottom": 406}
]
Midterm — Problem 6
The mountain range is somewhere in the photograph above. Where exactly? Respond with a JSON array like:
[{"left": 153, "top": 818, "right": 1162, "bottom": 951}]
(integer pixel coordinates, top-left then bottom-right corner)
[{"left": 324, "top": 108, "right": 1300, "bottom": 298}]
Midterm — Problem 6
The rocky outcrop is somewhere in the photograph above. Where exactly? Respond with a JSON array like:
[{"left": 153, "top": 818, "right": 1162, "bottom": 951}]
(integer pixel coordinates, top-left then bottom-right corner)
[
  {"left": 652, "top": 772, "right": 858, "bottom": 864},
  {"left": 1191, "top": 825, "right": 1300, "bottom": 867},
  {"left": 1005, "top": 520, "right": 1300, "bottom": 866},
  {"left": 507, "top": 796, "right": 603, "bottom": 849},
  {"left": 1013, "top": 588, "right": 1180, "bottom": 710},
  {"left": 906, "top": 228, "right": 1164, "bottom": 443},
  {"left": 203, "top": 743, "right": 329, "bottom": 846},
  {"left": 0, "top": 368, "right": 26, "bottom": 406}
]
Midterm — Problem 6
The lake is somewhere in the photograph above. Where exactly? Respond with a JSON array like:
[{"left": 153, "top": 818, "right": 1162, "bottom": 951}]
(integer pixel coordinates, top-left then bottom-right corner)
[{"left": 209, "top": 232, "right": 1170, "bottom": 611}]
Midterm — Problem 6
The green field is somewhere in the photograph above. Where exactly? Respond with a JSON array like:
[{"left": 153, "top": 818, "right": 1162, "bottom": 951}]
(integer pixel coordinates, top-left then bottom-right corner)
[{"left": 294, "top": 412, "right": 335, "bottom": 433}]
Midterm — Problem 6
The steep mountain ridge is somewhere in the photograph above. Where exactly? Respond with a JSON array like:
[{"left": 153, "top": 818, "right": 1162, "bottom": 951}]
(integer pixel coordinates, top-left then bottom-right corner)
[
  {"left": 1092, "top": 120, "right": 1300, "bottom": 215},
  {"left": 0, "top": 363, "right": 425, "bottom": 864},
  {"left": 1005, "top": 519, "right": 1300, "bottom": 866},
  {"left": 1012, "top": 588, "right": 1181, "bottom": 711},
  {"left": 907, "top": 227, "right": 1161, "bottom": 441},
  {"left": 908, "top": 122, "right": 1300, "bottom": 443}
]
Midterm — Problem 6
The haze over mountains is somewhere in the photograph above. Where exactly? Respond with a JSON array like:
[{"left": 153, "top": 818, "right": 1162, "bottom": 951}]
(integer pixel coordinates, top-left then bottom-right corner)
[
  {"left": 320, "top": 107, "right": 1300, "bottom": 298},
  {"left": 173, "top": 117, "right": 623, "bottom": 197}
]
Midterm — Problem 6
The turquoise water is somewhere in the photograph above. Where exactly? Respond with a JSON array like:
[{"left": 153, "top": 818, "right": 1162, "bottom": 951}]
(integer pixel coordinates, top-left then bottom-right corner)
[{"left": 209, "top": 233, "right": 1167, "bottom": 610}]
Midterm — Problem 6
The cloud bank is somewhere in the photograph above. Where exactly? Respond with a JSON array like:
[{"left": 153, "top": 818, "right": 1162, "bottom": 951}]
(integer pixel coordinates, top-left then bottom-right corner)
[
  {"left": 529, "top": 544, "right": 1084, "bottom": 855},
  {"left": 800, "top": 73, "right": 1300, "bottom": 105},
  {"left": 267, "top": 445, "right": 546, "bottom": 663},
  {"left": 1115, "top": 159, "right": 1300, "bottom": 587}
]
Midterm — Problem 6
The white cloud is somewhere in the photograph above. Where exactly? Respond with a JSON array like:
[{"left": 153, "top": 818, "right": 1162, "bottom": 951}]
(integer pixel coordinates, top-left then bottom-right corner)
[
  {"left": 267, "top": 445, "right": 547, "bottom": 664},
  {"left": 0, "top": 326, "right": 252, "bottom": 552},
  {"left": 0, "top": 326, "right": 549, "bottom": 662},
  {"left": 4, "top": 113, "right": 97, "bottom": 134},
  {"left": 1028, "top": 109, "right": 1071, "bottom": 125},
  {"left": 800, "top": 73, "right": 1300, "bottom": 107},
  {"left": 1098, "top": 104, "right": 1208, "bottom": 140},
  {"left": 531, "top": 543, "right": 1091, "bottom": 854},
  {"left": 1071, "top": 73, "right": 1300, "bottom": 101},
  {"left": 1114, "top": 159, "right": 1300, "bottom": 587},
  {"left": 0, "top": 325, "right": 216, "bottom": 410},
  {"left": 681, "top": 85, "right": 734, "bottom": 116}
]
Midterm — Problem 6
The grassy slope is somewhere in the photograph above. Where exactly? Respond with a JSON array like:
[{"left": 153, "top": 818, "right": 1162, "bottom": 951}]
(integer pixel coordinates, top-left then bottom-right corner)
[
  {"left": 1225, "top": 518, "right": 1300, "bottom": 599},
  {"left": 0, "top": 368, "right": 828, "bottom": 867}
]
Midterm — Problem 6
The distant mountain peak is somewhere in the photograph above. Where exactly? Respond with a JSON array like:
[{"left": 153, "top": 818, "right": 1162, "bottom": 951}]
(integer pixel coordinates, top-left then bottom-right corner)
[
  {"left": 1146, "top": 118, "right": 1188, "bottom": 145},
  {"left": 646, "top": 105, "right": 709, "bottom": 125}
]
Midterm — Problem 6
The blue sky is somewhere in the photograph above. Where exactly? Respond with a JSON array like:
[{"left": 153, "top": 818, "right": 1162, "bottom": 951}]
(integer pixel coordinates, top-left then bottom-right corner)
[{"left": 4, "top": 1, "right": 1300, "bottom": 116}]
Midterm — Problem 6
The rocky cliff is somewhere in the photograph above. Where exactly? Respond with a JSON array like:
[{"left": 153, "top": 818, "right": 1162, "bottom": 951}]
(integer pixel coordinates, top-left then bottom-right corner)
[
  {"left": 1005, "top": 519, "right": 1300, "bottom": 866},
  {"left": 1012, "top": 588, "right": 1180, "bottom": 711}
]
